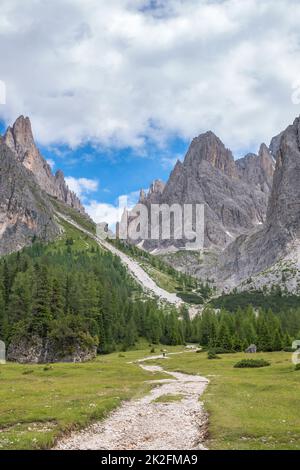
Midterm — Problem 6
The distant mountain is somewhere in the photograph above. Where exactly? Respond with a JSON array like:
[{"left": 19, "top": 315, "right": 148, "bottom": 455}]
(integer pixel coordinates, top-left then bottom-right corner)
[
  {"left": 134, "top": 130, "right": 274, "bottom": 252},
  {"left": 163, "top": 116, "right": 300, "bottom": 294},
  {"left": 0, "top": 116, "right": 90, "bottom": 255}
]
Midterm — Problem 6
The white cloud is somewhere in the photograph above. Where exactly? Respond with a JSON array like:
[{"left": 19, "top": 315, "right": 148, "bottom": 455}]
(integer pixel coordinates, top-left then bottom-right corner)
[
  {"left": 85, "top": 190, "right": 140, "bottom": 228},
  {"left": 65, "top": 176, "right": 99, "bottom": 199},
  {"left": 46, "top": 158, "right": 55, "bottom": 170},
  {"left": 0, "top": 0, "right": 300, "bottom": 153},
  {"left": 85, "top": 201, "right": 121, "bottom": 228}
]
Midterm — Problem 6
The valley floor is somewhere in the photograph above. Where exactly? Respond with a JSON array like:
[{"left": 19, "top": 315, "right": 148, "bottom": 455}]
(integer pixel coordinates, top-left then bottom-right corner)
[
  {"left": 0, "top": 348, "right": 299, "bottom": 450},
  {"left": 54, "top": 353, "right": 208, "bottom": 450}
]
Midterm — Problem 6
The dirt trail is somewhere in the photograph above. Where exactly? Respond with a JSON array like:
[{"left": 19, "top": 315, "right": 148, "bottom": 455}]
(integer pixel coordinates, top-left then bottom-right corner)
[
  {"left": 57, "top": 213, "right": 183, "bottom": 306},
  {"left": 54, "top": 354, "right": 209, "bottom": 450}
]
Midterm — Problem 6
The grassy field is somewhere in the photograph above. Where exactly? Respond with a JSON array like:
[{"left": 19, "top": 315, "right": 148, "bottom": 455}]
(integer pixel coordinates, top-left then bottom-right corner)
[
  {"left": 151, "top": 350, "right": 300, "bottom": 450},
  {"left": 140, "top": 263, "right": 179, "bottom": 293},
  {"left": 0, "top": 346, "right": 177, "bottom": 450},
  {"left": 0, "top": 348, "right": 299, "bottom": 450}
]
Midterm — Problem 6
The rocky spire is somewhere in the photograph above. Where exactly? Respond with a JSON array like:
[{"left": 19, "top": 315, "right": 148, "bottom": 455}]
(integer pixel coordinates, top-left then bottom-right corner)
[
  {"left": 3, "top": 116, "right": 86, "bottom": 214},
  {"left": 4, "top": 115, "right": 36, "bottom": 162},
  {"left": 236, "top": 143, "right": 274, "bottom": 192},
  {"left": 184, "top": 131, "right": 237, "bottom": 178},
  {"left": 266, "top": 116, "right": 300, "bottom": 232}
]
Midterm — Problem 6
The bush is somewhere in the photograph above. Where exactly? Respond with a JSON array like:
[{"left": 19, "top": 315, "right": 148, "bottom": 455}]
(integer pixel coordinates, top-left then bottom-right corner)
[
  {"left": 150, "top": 347, "right": 156, "bottom": 353},
  {"left": 283, "top": 347, "right": 296, "bottom": 352},
  {"left": 207, "top": 349, "right": 221, "bottom": 360},
  {"left": 295, "top": 363, "right": 300, "bottom": 371},
  {"left": 215, "top": 347, "right": 236, "bottom": 354},
  {"left": 176, "top": 292, "right": 203, "bottom": 304},
  {"left": 234, "top": 359, "right": 270, "bottom": 368}
]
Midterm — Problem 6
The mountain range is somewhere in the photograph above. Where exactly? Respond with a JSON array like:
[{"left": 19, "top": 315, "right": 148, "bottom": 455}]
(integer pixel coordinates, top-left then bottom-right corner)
[
  {"left": 0, "top": 114, "right": 299, "bottom": 296},
  {"left": 133, "top": 116, "right": 300, "bottom": 294}
]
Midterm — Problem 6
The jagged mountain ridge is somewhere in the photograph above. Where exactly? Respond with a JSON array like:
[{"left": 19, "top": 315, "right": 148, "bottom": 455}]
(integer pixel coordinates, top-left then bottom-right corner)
[
  {"left": 137, "top": 131, "right": 274, "bottom": 252},
  {"left": 3, "top": 116, "right": 85, "bottom": 214},
  {"left": 0, "top": 116, "right": 91, "bottom": 255},
  {"left": 0, "top": 141, "right": 60, "bottom": 255},
  {"left": 162, "top": 116, "right": 300, "bottom": 293}
]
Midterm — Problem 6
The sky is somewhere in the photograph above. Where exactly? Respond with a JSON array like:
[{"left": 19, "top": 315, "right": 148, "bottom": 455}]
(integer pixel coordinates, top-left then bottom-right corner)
[{"left": 1, "top": 0, "right": 300, "bottom": 225}]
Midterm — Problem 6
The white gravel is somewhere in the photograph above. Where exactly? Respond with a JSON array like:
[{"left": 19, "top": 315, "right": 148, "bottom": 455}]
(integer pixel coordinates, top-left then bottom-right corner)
[
  {"left": 54, "top": 356, "right": 209, "bottom": 450},
  {"left": 57, "top": 213, "right": 183, "bottom": 306}
]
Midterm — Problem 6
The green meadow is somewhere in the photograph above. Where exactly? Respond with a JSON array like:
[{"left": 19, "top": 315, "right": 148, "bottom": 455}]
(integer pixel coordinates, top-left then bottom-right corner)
[
  {"left": 153, "top": 350, "right": 300, "bottom": 450},
  {"left": 0, "top": 348, "right": 299, "bottom": 450}
]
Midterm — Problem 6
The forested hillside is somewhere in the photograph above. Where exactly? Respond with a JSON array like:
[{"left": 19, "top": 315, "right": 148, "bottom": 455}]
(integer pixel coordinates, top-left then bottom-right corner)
[{"left": 0, "top": 221, "right": 188, "bottom": 362}]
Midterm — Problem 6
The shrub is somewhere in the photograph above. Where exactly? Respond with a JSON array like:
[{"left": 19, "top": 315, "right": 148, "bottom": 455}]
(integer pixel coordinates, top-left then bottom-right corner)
[
  {"left": 150, "top": 347, "right": 156, "bottom": 353},
  {"left": 207, "top": 349, "right": 221, "bottom": 360},
  {"left": 283, "top": 347, "right": 296, "bottom": 353},
  {"left": 295, "top": 363, "right": 300, "bottom": 371},
  {"left": 176, "top": 292, "right": 203, "bottom": 304},
  {"left": 215, "top": 347, "right": 236, "bottom": 354},
  {"left": 22, "top": 369, "right": 34, "bottom": 375},
  {"left": 234, "top": 359, "right": 270, "bottom": 368}
]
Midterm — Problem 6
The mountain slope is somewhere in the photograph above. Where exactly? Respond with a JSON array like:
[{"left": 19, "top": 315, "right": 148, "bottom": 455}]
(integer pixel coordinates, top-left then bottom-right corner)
[
  {"left": 3, "top": 116, "right": 85, "bottom": 213},
  {"left": 196, "top": 116, "right": 300, "bottom": 291},
  {"left": 136, "top": 131, "right": 273, "bottom": 252},
  {"left": 0, "top": 116, "right": 93, "bottom": 255},
  {"left": 0, "top": 141, "right": 60, "bottom": 255}
]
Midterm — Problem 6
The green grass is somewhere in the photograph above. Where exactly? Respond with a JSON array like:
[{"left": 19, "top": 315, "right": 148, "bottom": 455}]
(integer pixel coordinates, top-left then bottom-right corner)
[
  {"left": 49, "top": 218, "right": 99, "bottom": 253},
  {"left": 150, "top": 350, "right": 300, "bottom": 450},
  {"left": 154, "top": 394, "right": 184, "bottom": 403},
  {"left": 50, "top": 197, "right": 96, "bottom": 234},
  {"left": 1, "top": 348, "right": 299, "bottom": 450},
  {"left": 140, "top": 263, "right": 179, "bottom": 293},
  {"left": 0, "top": 347, "right": 180, "bottom": 450}
]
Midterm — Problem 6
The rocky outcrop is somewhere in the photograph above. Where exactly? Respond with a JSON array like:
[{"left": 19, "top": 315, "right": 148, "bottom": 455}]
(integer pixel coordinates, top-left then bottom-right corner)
[
  {"left": 236, "top": 143, "right": 275, "bottom": 193},
  {"left": 135, "top": 131, "right": 272, "bottom": 252},
  {"left": 196, "top": 116, "right": 300, "bottom": 290},
  {"left": 139, "top": 179, "right": 165, "bottom": 204},
  {"left": 7, "top": 335, "right": 97, "bottom": 363},
  {"left": 3, "top": 116, "right": 85, "bottom": 214},
  {"left": 0, "top": 141, "right": 60, "bottom": 255}
]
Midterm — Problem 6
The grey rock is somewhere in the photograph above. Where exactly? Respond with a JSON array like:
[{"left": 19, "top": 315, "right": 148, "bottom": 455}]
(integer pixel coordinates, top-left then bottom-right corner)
[
  {"left": 0, "top": 141, "right": 60, "bottom": 255},
  {"left": 198, "top": 116, "right": 300, "bottom": 290},
  {"left": 135, "top": 131, "right": 272, "bottom": 252},
  {"left": 3, "top": 116, "right": 86, "bottom": 214},
  {"left": 7, "top": 335, "right": 97, "bottom": 363},
  {"left": 236, "top": 143, "right": 275, "bottom": 193}
]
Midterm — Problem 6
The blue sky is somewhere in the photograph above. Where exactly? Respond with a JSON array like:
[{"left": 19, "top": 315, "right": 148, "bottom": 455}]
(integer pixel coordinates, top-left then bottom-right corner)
[{"left": 1, "top": 0, "right": 300, "bottom": 224}]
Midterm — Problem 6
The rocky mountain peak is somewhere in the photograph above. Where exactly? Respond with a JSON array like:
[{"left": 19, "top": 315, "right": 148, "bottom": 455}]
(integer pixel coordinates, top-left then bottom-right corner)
[
  {"left": 4, "top": 115, "right": 35, "bottom": 161},
  {"left": 266, "top": 116, "right": 300, "bottom": 232},
  {"left": 184, "top": 131, "right": 237, "bottom": 177},
  {"left": 139, "top": 179, "right": 165, "bottom": 204},
  {"left": 149, "top": 179, "right": 165, "bottom": 195},
  {"left": 236, "top": 143, "right": 274, "bottom": 193},
  {"left": 2, "top": 116, "right": 86, "bottom": 214}
]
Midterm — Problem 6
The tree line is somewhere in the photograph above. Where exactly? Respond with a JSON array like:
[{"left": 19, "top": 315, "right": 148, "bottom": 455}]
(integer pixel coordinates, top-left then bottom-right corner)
[{"left": 0, "top": 240, "right": 299, "bottom": 357}]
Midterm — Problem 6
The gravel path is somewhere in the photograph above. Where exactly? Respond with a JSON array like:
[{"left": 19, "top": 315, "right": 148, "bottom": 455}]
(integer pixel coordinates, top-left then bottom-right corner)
[
  {"left": 54, "top": 355, "right": 209, "bottom": 450},
  {"left": 57, "top": 213, "right": 183, "bottom": 306}
]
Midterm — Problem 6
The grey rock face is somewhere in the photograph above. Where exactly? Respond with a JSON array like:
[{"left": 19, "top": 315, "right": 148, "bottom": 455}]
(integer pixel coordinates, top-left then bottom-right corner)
[
  {"left": 139, "top": 179, "right": 165, "bottom": 204},
  {"left": 137, "top": 131, "right": 272, "bottom": 251},
  {"left": 7, "top": 335, "right": 97, "bottom": 363},
  {"left": 236, "top": 143, "right": 275, "bottom": 193},
  {"left": 200, "top": 116, "right": 300, "bottom": 289},
  {"left": 3, "top": 116, "right": 85, "bottom": 214},
  {"left": 0, "top": 142, "right": 60, "bottom": 255}
]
